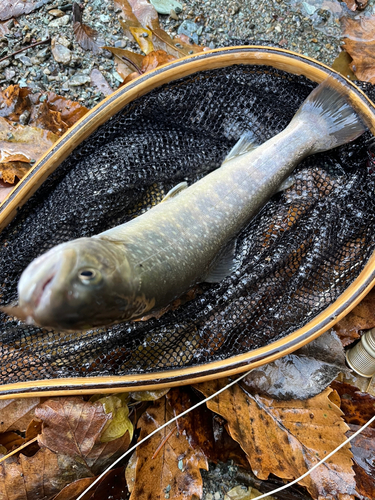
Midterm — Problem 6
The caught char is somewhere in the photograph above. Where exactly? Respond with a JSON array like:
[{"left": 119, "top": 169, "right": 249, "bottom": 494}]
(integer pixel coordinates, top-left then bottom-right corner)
[{"left": 2, "top": 77, "right": 366, "bottom": 331}]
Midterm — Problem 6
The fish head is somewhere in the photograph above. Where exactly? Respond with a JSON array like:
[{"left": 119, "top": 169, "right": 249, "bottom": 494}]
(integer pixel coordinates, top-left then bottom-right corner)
[{"left": 13, "top": 237, "right": 140, "bottom": 331}]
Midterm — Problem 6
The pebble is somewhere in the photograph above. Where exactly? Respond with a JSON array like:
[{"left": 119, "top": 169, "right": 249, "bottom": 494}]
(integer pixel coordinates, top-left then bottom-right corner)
[
  {"left": 18, "top": 55, "right": 32, "bottom": 67},
  {"left": 4, "top": 68, "right": 15, "bottom": 80},
  {"left": 150, "top": 0, "right": 182, "bottom": 15},
  {"left": 69, "top": 73, "right": 91, "bottom": 86},
  {"left": 48, "top": 15, "right": 70, "bottom": 27},
  {"left": 178, "top": 20, "right": 200, "bottom": 44},
  {"left": 52, "top": 41, "right": 71, "bottom": 64},
  {"left": 169, "top": 9, "right": 179, "bottom": 20},
  {"left": 0, "top": 60, "right": 10, "bottom": 69},
  {"left": 114, "top": 40, "right": 126, "bottom": 48},
  {"left": 49, "top": 9, "right": 65, "bottom": 17}
]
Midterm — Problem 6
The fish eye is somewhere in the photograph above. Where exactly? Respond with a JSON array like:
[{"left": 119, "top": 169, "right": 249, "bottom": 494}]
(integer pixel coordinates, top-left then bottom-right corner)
[{"left": 78, "top": 268, "right": 101, "bottom": 285}]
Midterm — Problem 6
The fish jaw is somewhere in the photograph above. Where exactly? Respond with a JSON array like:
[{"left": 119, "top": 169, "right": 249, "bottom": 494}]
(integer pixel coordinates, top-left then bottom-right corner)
[{"left": 16, "top": 246, "right": 77, "bottom": 328}]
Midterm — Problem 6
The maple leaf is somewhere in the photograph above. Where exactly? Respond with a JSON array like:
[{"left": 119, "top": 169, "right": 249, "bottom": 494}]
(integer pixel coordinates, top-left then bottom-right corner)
[
  {"left": 126, "top": 394, "right": 208, "bottom": 500},
  {"left": 330, "top": 381, "right": 375, "bottom": 428},
  {"left": 196, "top": 381, "right": 356, "bottom": 500},
  {"left": 342, "top": 15, "right": 375, "bottom": 83}
]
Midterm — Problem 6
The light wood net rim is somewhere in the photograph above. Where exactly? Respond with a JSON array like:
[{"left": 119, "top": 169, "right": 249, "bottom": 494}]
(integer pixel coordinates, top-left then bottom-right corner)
[{"left": 1, "top": 46, "right": 374, "bottom": 398}]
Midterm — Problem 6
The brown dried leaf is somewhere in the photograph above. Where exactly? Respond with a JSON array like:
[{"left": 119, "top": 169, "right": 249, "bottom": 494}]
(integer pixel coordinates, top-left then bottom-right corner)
[
  {"left": 196, "top": 381, "right": 356, "bottom": 500},
  {"left": 103, "top": 46, "right": 144, "bottom": 76},
  {"left": 347, "top": 424, "right": 375, "bottom": 500},
  {"left": 0, "top": 398, "right": 40, "bottom": 433},
  {"left": 90, "top": 69, "right": 114, "bottom": 97},
  {"left": 167, "top": 387, "right": 248, "bottom": 468},
  {"left": 36, "top": 397, "right": 130, "bottom": 476},
  {"left": 43, "top": 92, "right": 89, "bottom": 129},
  {"left": 0, "top": 0, "right": 50, "bottom": 21},
  {"left": 151, "top": 28, "right": 206, "bottom": 58},
  {"left": 0, "top": 21, "right": 10, "bottom": 36},
  {"left": 0, "top": 432, "right": 25, "bottom": 451},
  {"left": 0, "top": 85, "right": 31, "bottom": 122},
  {"left": 331, "top": 51, "right": 356, "bottom": 81},
  {"left": 73, "top": 22, "right": 102, "bottom": 55},
  {"left": 330, "top": 380, "right": 375, "bottom": 428},
  {"left": 342, "top": 15, "right": 375, "bottom": 83},
  {"left": 90, "top": 467, "right": 128, "bottom": 500},
  {"left": 0, "top": 182, "right": 13, "bottom": 204},
  {"left": 334, "top": 288, "right": 375, "bottom": 346},
  {"left": 53, "top": 477, "right": 96, "bottom": 500},
  {"left": 0, "top": 447, "right": 82, "bottom": 500},
  {"left": 342, "top": 0, "right": 368, "bottom": 10},
  {"left": 128, "top": 395, "right": 208, "bottom": 500},
  {"left": 141, "top": 50, "right": 176, "bottom": 72},
  {"left": 115, "top": 0, "right": 159, "bottom": 30}
]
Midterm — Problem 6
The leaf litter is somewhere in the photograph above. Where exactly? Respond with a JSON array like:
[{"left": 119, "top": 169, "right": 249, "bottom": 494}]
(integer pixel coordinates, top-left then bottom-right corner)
[{"left": 1, "top": 1, "right": 375, "bottom": 499}]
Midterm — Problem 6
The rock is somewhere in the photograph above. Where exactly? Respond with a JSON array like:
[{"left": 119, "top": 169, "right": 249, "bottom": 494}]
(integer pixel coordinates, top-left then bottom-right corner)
[
  {"left": 4, "top": 68, "right": 16, "bottom": 80},
  {"left": 56, "top": 36, "right": 71, "bottom": 48},
  {"left": 100, "top": 14, "right": 110, "bottom": 22},
  {"left": 112, "top": 71, "right": 123, "bottom": 82},
  {"left": 52, "top": 37, "right": 71, "bottom": 64},
  {"left": 150, "top": 0, "right": 182, "bottom": 15},
  {"left": 36, "top": 47, "right": 50, "bottom": 61},
  {"left": 48, "top": 15, "right": 70, "bottom": 27},
  {"left": 69, "top": 73, "right": 91, "bottom": 86},
  {"left": 178, "top": 20, "right": 200, "bottom": 44},
  {"left": 114, "top": 40, "right": 126, "bottom": 48},
  {"left": 18, "top": 55, "right": 32, "bottom": 67},
  {"left": 49, "top": 9, "right": 64, "bottom": 17},
  {"left": 170, "top": 9, "right": 179, "bottom": 20},
  {"left": 0, "top": 60, "right": 10, "bottom": 69}
]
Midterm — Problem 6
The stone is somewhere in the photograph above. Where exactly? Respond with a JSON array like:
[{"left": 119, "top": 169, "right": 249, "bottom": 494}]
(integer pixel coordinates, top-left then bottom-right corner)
[
  {"left": 178, "top": 20, "right": 200, "bottom": 44},
  {"left": 52, "top": 37, "right": 71, "bottom": 64},
  {"left": 4, "top": 68, "right": 16, "bottom": 80},
  {"left": 114, "top": 40, "right": 126, "bottom": 48},
  {"left": 36, "top": 47, "right": 50, "bottom": 61},
  {"left": 18, "top": 55, "right": 32, "bottom": 67},
  {"left": 0, "top": 60, "right": 10, "bottom": 69},
  {"left": 49, "top": 9, "right": 64, "bottom": 17},
  {"left": 150, "top": 0, "right": 182, "bottom": 15},
  {"left": 48, "top": 15, "right": 70, "bottom": 27},
  {"left": 69, "top": 73, "right": 91, "bottom": 86}
]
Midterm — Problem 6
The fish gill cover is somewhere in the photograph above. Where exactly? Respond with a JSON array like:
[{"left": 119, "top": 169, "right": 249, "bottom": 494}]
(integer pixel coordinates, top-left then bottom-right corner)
[{"left": 0, "top": 65, "right": 375, "bottom": 387}]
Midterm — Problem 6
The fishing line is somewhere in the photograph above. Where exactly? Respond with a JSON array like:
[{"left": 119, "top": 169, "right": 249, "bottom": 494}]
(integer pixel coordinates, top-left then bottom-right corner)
[
  {"left": 76, "top": 369, "right": 253, "bottom": 499},
  {"left": 76, "top": 371, "right": 375, "bottom": 500}
]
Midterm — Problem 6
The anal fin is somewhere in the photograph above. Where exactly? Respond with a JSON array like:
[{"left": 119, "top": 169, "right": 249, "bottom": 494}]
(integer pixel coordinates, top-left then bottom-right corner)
[
  {"left": 204, "top": 239, "right": 238, "bottom": 283},
  {"left": 222, "top": 130, "right": 261, "bottom": 164},
  {"left": 161, "top": 182, "right": 188, "bottom": 202}
]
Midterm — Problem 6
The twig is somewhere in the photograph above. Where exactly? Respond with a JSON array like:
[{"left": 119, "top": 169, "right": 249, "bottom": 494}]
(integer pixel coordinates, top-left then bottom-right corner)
[
  {"left": 118, "top": 54, "right": 143, "bottom": 75},
  {"left": 0, "top": 38, "right": 50, "bottom": 65},
  {"left": 0, "top": 436, "right": 38, "bottom": 464},
  {"left": 151, "top": 425, "right": 176, "bottom": 459}
]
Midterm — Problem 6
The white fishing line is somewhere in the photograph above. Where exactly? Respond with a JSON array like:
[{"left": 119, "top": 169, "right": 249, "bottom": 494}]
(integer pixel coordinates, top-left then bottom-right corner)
[
  {"left": 76, "top": 369, "right": 253, "bottom": 500},
  {"left": 252, "top": 413, "right": 375, "bottom": 500},
  {"left": 76, "top": 372, "right": 375, "bottom": 500}
]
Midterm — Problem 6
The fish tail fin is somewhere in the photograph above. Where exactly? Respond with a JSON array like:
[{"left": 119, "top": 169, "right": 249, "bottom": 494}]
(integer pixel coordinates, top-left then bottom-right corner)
[{"left": 293, "top": 76, "right": 366, "bottom": 153}]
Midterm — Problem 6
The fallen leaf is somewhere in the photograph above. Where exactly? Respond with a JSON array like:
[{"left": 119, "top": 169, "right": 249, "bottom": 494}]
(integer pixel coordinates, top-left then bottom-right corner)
[
  {"left": 0, "top": 21, "right": 10, "bottom": 36},
  {"left": 98, "top": 395, "right": 133, "bottom": 442},
  {"left": 0, "top": 447, "right": 83, "bottom": 500},
  {"left": 103, "top": 46, "right": 144, "bottom": 75},
  {"left": 36, "top": 397, "right": 130, "bottom": 476},
  {"left": 53, "top": 477, "right": 96, "bottom": 500},
  {"left": 90, "top": 69, "right": 114, "bottom": 97},
  {"left": 141, "top": 49, "right": 175, "bottom": 72},
  {"left": 129, "top": 26, "right": 154, "bottom": 54},
  {"left": 224, "top": 485, "right": 276, "bottom": 500},
  {"left": 0, "top": 431, "right": 25, "bottom": 451},
  {"left": 331, "top": 51, "right": 356, "bottom": 81},
  {"left": 0, "top": 85, "right": 31, "bottom": 122},
  {"left": 115, "top": 0, "right": 159, "bottom": 30},
  {"left": 130, "top": 388, "right": 170, "bottom": 401},
  {"left": 342, "top": 15, "right": 375, "bottom": 83},
  {"left": 42, "top": 92, "right": 88, "bottom": 128},
  {"left": 342, "top": 0, "right": 368, "bottom": 10},
  {"left": 0, "top": 182, "right": 13, "bottom": 204},
  {"left": 0, "top": 0, "right": 50, "bottom": 21},
  {"left": 0, "top": 398, "right": 40, "bottom": 433},
  {"left": 334, "top": 288, "right": 375, "bottom": 346},
  {"left": 73, "top": 3, "right": 102, "bottom": 55},
  {"left": 151, "top": 28, "right": 205, "bottom": 58},
  {"left": 167, "top": 387, "right": 248, "bottom": 468},
  {"left": 36, "top": 397, "right": 110, "bottom": 461},
  {"left": 196, "top": 381, "right": 356, "bottom": 500},
  {"left": 330, "top": 381, "right": 375, "bottom": 428},
  {"left": 347, "top": 424, "right": 375, "bottom": 500},
  {"left": 242, "top": 330, "right": 348, "bottom": 400},
  {"left": 127, "top": 395, "right": 208, "bottom": 500},
  {"left": 90, "top": 467, "right": 128, "bottom": 500}
]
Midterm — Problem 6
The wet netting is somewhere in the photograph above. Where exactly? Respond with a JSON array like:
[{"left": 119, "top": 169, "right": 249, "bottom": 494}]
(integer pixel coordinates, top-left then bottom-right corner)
[{"left": 1, "top": 63, "right": 375, "bottom": 387}]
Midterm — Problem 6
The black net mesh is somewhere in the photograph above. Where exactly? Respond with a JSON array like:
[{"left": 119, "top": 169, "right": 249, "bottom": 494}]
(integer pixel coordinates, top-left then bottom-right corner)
[{"left": 1, "top": 64, "right": 375, "bottom": 387}]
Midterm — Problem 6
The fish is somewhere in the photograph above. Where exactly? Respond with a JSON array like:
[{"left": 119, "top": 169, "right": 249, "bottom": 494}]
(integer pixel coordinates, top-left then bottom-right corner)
[{"left": 1, "top": 77, "right": 366, "bottom": 331}]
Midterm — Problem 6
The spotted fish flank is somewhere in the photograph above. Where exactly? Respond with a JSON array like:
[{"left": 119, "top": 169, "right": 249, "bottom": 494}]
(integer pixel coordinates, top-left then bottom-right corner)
[{"left": 3, "top": 77, "right": 366, "bottom": 331}]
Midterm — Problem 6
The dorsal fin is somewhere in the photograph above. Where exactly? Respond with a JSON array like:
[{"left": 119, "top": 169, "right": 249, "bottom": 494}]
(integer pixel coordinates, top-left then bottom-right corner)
[
  {"left": 222, "top": 130, "right": 261, "bottom": 164},
  {"left": 161, "top": 182, "right": 188, "bottom": 202}
]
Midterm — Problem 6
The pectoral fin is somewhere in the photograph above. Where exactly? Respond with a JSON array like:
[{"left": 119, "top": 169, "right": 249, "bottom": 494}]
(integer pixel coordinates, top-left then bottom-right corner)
[
  {"left": 204, "top": 240, "right": 238, "bottom": 283},
  {"left": 222, "top": 130, "right": 261, "bottom": 164},
  {"left": 161, "top": 182, "right": 188, "bottom": 202}
]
